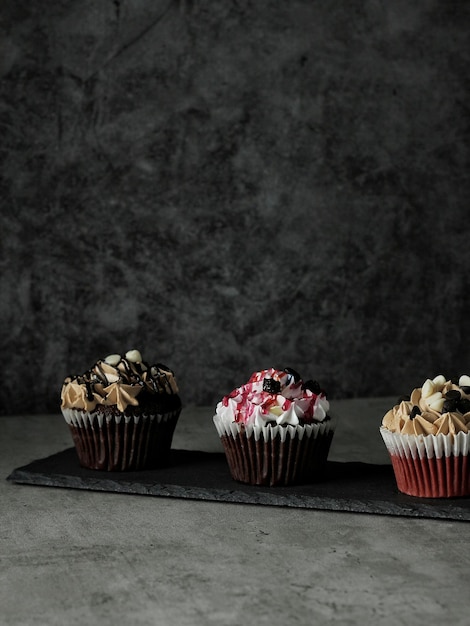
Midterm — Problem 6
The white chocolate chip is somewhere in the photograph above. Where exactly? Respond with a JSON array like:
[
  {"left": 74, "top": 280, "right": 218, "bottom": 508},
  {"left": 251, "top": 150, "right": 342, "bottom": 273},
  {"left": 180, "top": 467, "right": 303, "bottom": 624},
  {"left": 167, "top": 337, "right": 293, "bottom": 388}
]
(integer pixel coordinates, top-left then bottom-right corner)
[
  {"left": 421, "top": 379, "right": 435, "bottom": 398},
  {"left": 126, "top": 349, "right": 142, "bottom": 363},
  {"left": 429, "top": 397, "right": 445, "bottom": 412},
  {"left": 105, "top": 373, "right": 119, "bottom": 383},
  {"left": 425, "top": 391, "right": 443, "bottom": 406},
  {"left": 104, "top": 354, "right": 121, "bottom": 366},
  {"left": 459, "top": 374, "right": 470, "bottom": 387},
  {"left": 432, "top": 374, "right": 446, "bottom": 389}
]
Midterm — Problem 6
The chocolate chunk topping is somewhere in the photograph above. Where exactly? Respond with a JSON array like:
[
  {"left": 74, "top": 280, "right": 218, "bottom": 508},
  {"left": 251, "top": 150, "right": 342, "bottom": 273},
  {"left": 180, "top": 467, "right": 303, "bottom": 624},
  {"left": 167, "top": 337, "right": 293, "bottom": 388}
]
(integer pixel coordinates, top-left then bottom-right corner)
[
  {"left": 443, "top": 399, "right": 458, "bottom": 413},
  {"left": 460, "top": 386, "right": 470, "bottom": 395},
  {"left": 284, "top": 367, "right": 301, "bottom": 382},
  {"left": 302, "top": 379, "right": 322, "bottom": 394},
  {"left": 397, "top": 395, "right": 410, "bottom": 403},
  {"left": 457, "top": 398, "right": 470, "bottom": 414},
  {"left": 263, "top": 378, "right": 281, "bottom": 394},
  {"left": 445, "top": 389, "right": 461, "bottom": 400},
  {"left": 409, "top": 405, "right": 421, "bottom": 420}
]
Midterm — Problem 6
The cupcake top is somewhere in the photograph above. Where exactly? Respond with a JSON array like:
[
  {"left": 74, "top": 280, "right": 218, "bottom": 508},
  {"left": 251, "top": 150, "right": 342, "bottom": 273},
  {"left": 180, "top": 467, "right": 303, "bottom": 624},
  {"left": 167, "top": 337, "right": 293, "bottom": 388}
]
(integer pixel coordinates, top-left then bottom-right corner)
[
  {"left": 61, "top": 349, "right": 179, "bottom": 412},
  {"left": 382, "top": 374, "right": 470, "bottom": 436},
  {"left": 215, "top": 367, "right": 330, "bottom": 428}
]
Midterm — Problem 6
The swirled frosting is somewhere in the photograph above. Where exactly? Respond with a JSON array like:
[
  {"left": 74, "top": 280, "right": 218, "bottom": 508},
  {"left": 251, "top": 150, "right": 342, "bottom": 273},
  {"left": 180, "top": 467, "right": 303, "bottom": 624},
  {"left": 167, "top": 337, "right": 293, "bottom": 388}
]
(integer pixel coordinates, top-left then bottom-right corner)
[
  {"left": 215, "top": 367, "right": 330, "bottom": 428},
  {"left": 61, "top": 349, "right": 179, "bottom": 412},
  {"left": 382, "top": 374, "right": 470, "bottom": 436}
]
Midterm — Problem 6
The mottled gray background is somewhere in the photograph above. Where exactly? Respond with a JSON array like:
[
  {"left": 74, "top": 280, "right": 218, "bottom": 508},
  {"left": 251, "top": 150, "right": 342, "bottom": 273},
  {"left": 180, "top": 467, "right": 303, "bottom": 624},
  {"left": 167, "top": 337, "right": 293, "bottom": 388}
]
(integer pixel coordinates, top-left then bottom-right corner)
[{"left": 1, "top": 0, "right": 469, "bottom": 415}]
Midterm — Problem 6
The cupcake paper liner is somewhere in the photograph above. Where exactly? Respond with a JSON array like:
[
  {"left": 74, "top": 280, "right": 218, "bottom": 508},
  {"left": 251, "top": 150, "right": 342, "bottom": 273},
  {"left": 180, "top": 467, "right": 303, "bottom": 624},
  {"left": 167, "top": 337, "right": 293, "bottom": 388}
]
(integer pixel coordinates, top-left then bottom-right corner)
[
  {"left": 62, "top": 407, "right": 181, "bottom": 471},
  {"left": 380, "top": 427, "right": 470, "bottom": 498},
  {"left": 213, "top": 416, "right": 335, "bottom": 486}
]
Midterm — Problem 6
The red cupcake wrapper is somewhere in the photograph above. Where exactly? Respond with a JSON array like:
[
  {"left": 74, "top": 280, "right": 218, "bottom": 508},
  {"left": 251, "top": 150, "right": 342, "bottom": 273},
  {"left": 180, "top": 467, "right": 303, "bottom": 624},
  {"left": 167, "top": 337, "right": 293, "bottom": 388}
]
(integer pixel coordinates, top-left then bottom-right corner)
[
  {"left": 380, "top": 427, "right": 470, "bottom": 498},
  {"left": 388, "top": 453, "right": 469, "bottom": 497}
]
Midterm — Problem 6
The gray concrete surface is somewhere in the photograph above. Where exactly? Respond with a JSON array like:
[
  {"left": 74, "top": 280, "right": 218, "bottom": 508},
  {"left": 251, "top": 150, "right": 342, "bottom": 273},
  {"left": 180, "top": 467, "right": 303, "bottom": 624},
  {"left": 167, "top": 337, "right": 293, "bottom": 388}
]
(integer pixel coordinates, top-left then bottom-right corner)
[{"left": 1, "top": 399, "right": 469, "bottom": 625}]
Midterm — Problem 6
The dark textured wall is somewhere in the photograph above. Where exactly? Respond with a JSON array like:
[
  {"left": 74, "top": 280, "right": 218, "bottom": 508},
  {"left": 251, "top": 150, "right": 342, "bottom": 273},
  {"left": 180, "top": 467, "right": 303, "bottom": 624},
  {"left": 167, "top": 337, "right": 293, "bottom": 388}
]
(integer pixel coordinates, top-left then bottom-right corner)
[{"left": 1, "top": 0, "right": 469, "bottom": 414}]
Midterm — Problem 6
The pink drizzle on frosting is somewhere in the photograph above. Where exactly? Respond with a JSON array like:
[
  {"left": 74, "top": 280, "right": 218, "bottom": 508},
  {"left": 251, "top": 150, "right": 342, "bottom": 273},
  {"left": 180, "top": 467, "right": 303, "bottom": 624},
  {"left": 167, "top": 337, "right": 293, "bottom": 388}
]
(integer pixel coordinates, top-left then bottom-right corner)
[{"left": 217, "top": 368, "right": 329, "bottom": 427}]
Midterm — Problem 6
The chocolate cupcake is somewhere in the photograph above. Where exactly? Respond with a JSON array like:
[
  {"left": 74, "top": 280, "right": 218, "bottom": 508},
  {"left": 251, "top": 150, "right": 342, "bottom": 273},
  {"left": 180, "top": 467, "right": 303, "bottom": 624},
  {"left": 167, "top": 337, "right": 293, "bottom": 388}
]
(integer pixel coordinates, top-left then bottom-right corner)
[
  {"left": 213, "top": 367, "right": 335, "bottom": 486},
  {"left": 61, "top": 349, "right": 181, "bottom": 471},
  {"left": 380, "top": 374, "right": 470, "bottom": 497}
]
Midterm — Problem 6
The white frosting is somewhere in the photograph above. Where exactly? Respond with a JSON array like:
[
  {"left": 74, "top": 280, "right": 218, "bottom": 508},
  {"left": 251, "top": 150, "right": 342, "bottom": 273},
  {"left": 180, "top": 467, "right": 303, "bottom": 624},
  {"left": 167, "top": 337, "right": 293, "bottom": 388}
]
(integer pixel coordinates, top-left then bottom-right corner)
[{"left": 214, "top": 368, "right": 330, "bottom": 429}]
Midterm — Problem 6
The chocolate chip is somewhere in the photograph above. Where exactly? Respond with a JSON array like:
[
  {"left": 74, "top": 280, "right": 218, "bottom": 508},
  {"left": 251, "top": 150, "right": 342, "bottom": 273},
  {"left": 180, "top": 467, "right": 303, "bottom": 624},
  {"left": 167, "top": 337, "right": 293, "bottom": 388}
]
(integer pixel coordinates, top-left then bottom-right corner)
[
  {"left": 460, "top": 386, "right": 470, "bottom": 394},
  {"left": 443, "top": 399, "right": 458, "bottom": 413},
  {"left": 263, "top": 378, "right": 281, "bottom": 394},
  {"left": 397, "top": 395, "right": 410, "bottom": 403},
  {"left": 445, "top": 389, "right": 461, "bottom": 400},
  {"left": 284, "top": 367, "right": 301, "bottom": 382},
  {"left": 457, "top": 398, "right": 470, "bottom": 414},
  {"left": 302, "top": 379, "right": 322, "bottom": 394},
  {"left": 409, "top": 405, "right": 421, "bottom": 420}
]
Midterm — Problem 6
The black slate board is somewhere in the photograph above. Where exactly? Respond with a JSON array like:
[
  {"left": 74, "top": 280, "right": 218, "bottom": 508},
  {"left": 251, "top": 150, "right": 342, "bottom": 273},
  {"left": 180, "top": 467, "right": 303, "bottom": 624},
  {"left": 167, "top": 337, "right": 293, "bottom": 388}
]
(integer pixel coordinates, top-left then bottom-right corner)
[{"left": 7, "top": 447, "right": 470, "bottom": 521}]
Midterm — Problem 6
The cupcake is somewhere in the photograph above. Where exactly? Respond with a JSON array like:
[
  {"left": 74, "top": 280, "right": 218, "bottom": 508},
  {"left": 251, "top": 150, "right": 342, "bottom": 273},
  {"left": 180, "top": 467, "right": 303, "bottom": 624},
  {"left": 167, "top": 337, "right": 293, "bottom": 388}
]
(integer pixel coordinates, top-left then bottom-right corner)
[
  {"left": 380, "top": 374, "right": 470, "bottom": 497},
  {"left": 213, "top": 367, "right": 334, "bottom": 486},
  {"left": 61, "top": 349, "right": 182, "bottom": 471}
]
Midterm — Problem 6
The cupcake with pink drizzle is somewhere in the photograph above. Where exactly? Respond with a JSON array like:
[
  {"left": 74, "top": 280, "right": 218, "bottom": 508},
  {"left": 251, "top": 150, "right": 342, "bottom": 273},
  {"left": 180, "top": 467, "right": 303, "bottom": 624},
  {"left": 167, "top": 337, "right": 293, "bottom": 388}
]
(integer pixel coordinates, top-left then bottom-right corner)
[
  {"left": 213, "top": 367, "right": 334, "bottom": 486},
  {"left": 380, "top": 374, "right": 470, "bottom": 497},
  {"left": 61, "top": 349, "right": 181, "bottom": 471}
]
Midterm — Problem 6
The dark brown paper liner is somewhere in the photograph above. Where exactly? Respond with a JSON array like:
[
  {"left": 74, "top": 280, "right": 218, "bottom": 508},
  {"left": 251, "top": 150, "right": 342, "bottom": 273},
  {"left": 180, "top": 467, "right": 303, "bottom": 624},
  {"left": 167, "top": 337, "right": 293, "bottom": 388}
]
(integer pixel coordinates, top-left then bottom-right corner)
[
  {"left": 219, "top": 429, "right": 334, "bottom": 487},
  {"left": 68, "top": 410, "right": 181, "bottom": 471},
  {"left": 388, "top": 453, "right": 470, "bottom": 498}
]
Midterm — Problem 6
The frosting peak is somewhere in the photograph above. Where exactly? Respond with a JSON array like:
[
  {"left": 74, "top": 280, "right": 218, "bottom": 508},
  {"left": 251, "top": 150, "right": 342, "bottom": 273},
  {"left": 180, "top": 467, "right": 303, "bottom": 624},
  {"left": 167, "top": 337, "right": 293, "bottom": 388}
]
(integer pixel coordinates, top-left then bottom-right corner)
[
  {"left": 216, "top": 367, "right": 330, "bottom": 428},
  {"left": 382, "top": 375, "right": 470, "bottom": 436},
  {"left": 61, "top": 350, "right": 179, "bottom": 412}
]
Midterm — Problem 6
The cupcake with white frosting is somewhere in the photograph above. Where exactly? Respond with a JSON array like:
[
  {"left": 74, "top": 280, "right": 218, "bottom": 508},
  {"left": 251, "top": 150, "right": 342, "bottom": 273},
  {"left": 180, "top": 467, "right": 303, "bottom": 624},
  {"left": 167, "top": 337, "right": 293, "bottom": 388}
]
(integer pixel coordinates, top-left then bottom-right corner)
[
  {"left": 61, "top": 349, "right": 181, "bottom": 471},
  {"left": 213, "top": 367, "right": 334, "bottom": 486},
  {"left": 380, "top": 374, "right": 470, "bottom": 497}
]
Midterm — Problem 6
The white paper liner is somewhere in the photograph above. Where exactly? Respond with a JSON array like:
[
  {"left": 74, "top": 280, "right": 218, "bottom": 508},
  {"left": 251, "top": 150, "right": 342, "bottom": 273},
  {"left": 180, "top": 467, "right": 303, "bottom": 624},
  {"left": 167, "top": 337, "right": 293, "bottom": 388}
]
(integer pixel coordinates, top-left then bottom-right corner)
[
  {"left": 380, "top": 427, "right": 470, "bottom": 460},
  {"left": 61, "top": 407, "right": 178, "bottom": 428},
  {"left": 61, "top": 407, "right": 181, "bottom": 471},
  {"left": 213, "top": 414, "right": 335, "bottom": 442},
  {"left": 213, "top": 414, "right": 335, "bottom": 486}
]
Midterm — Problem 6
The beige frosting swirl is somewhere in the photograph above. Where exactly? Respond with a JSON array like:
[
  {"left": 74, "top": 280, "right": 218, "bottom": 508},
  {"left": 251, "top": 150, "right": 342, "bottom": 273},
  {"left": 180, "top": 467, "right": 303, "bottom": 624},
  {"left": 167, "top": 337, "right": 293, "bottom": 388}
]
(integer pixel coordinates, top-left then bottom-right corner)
[
  {"left": 61, "top": 349, "right": 179, "bottom": 412},
  {"left": 382, "top": 375, "right": 470, "bottom": 436}
]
